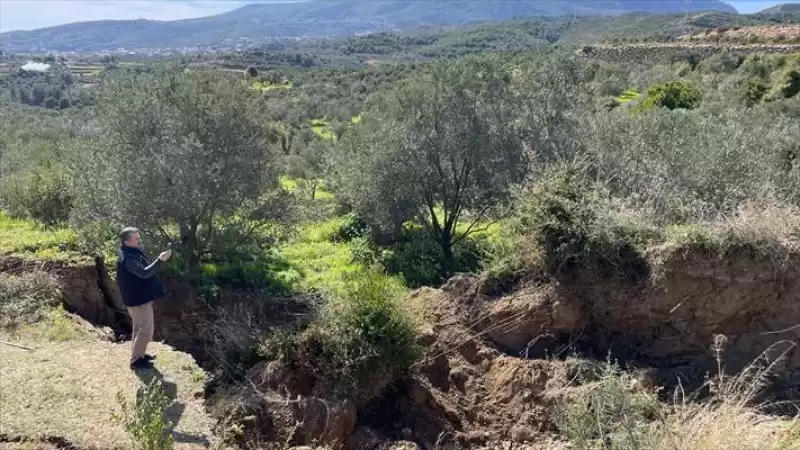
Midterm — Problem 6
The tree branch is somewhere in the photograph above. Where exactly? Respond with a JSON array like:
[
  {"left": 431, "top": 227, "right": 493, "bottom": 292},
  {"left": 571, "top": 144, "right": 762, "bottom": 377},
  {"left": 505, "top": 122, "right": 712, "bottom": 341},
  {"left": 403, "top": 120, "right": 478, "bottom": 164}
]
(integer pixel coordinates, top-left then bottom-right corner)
[{"left": 452, "top": 204, "right": 495, "bottom": 246}]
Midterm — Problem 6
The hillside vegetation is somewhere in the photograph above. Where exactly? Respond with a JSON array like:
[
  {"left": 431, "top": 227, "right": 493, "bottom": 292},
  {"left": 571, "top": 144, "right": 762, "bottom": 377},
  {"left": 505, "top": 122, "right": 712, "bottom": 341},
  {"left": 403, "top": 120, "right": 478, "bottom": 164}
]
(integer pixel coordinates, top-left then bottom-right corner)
[
  {"left": 761, "top": 3, "right": 800, "bottom": 14},
  {"left": 2, "top": 9, "right": 800, "bottom": 450},
  {"left": 0, "top": 0, "right": 737, "bottom": 53}
]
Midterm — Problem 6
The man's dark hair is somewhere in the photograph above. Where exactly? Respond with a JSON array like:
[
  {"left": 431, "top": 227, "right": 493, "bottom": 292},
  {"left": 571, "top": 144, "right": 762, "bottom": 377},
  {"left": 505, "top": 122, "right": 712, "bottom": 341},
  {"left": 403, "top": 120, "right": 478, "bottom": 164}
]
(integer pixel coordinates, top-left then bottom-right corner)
[{"left": 119, "top": 227, "right": 139, "bottom": 244}]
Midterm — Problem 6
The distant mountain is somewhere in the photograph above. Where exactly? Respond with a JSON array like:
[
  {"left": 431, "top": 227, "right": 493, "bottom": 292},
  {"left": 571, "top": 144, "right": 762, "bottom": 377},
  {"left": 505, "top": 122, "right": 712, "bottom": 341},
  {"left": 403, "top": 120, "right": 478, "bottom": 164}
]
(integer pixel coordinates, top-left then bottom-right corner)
[
  {"left": 0, "top": 0, "right": 737, "bottom": 53},
  {"left": 759, "top": 3, "right": 800, "bottom": 14}
]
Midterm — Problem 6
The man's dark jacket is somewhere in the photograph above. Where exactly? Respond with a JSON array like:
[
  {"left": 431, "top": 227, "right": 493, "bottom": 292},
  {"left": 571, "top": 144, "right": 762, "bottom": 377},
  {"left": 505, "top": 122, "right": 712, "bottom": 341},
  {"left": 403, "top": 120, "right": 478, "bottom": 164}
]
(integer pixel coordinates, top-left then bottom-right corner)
[{"left": 116, "top": 245, "right": 167, "bottom": 307}]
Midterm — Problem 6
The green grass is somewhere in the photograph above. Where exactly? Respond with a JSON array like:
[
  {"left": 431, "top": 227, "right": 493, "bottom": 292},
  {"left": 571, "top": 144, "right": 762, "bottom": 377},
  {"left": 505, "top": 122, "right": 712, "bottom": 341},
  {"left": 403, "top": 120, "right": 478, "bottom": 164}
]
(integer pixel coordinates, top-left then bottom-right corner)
[
  {"left": 314, "top": 186, "right": 335, "bottom": 200},
  {"left": 616, "top": 88, "right": 641, "bottom": 103},
  {"left": 251, "top": 79, "right": 293, "bottom": 92},
  {"left": 278, "top": 175, "right": 299, "bottom": 192},
  {"left": 279, "top": 175, "right": 335, "bottom": 200},
  {"left": 310, "top": 118, "right": 336, "bottom": 140},
  {"left": 274, "top": 215, "right": 410, "bottom": 296},
  {"left": 0, "top": 212, "right": 81, "bottom": 261},
  {"left": 17, "top": 305, "right": 100, "bottom": 342},
  {"left": 663, "top": 223, "right": 722, "bottom": 249},
  {"left": 277, "top": 216, "right": 376, "bottom": 295},
  {"left": 350, "top": 114, "right": 362, "bottom": 124},
  {"left": 68, "top": 64, "right": 104, "bottom": 76}
]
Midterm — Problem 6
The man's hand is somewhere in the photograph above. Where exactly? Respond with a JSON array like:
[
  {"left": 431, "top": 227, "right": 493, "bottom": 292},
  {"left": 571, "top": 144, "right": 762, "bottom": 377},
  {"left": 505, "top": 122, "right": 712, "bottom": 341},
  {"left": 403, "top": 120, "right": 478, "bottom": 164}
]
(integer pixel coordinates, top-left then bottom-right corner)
[{"left": 158, "top": 250, "right": 172, "bottom": 262}]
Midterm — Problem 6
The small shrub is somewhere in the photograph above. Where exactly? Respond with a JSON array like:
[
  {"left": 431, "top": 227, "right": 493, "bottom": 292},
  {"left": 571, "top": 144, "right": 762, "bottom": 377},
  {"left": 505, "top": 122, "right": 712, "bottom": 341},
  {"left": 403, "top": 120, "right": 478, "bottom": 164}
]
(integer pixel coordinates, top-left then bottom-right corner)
[
  {"left": 322, "top": 272, "right": 421, "bottom": 396},
  {"left": 377, "top": 231, "right": 445, "bottom": 287},
  {"left": 114, "top": 376, "right": 175, "bottom": 450},
  {"left": 334, "top": 213, "right": 370, "bottom": 241},
  {"left": 360, "top": 227, "right": 488, "bottom": 288},
  {"left": 552, "top": 362, "right": 661, "bottom": 450},
  {"left": 779, "top": 69, "right": 800, "bottom": 100},
  {"left": 744, "top": 78, "right": 769, "bottom": 104},
  {"left": 637, "top": 80, "right": 702, "bottom": 112},
  {"left": 259, "top": 272, "right": 421, "bottom": 401},
  {"left": 510, "top": 167, "right": 655, "bottom": 282},
  {"left": 740, "top": 56, "right": 771, "bottom": 78},
  {"left": 700, "top": 53, "right": 743, "bottom": 74}
]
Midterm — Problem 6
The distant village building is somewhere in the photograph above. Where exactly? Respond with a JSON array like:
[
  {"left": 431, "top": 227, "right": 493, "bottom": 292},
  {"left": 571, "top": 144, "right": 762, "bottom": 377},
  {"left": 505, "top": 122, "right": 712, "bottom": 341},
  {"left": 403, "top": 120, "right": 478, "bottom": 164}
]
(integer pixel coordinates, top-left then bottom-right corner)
[{"left": 20, "top": 62, "right": 50, "bottom": 72}]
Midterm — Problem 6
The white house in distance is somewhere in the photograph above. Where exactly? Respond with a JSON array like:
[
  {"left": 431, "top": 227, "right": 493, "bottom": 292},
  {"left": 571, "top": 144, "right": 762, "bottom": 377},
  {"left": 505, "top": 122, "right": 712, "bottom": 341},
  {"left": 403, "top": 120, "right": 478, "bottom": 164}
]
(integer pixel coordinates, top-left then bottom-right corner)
[{"left": 20, "top": 62, "right": 50, "bottom": 72}]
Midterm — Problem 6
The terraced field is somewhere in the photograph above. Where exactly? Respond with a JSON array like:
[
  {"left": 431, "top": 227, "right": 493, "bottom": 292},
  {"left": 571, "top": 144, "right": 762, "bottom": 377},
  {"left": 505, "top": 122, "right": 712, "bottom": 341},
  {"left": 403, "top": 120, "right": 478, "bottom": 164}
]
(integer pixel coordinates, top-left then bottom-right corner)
[{"left": 679, "top": 24, "right": 800, "bottom": 43}]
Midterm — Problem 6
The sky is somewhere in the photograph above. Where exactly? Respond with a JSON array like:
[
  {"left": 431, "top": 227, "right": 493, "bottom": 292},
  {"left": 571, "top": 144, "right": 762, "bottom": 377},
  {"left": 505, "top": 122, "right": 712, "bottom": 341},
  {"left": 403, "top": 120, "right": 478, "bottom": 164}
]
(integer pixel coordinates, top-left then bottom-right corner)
[{"left": 1, "top": 0, "right": 798, "bottom": 33}]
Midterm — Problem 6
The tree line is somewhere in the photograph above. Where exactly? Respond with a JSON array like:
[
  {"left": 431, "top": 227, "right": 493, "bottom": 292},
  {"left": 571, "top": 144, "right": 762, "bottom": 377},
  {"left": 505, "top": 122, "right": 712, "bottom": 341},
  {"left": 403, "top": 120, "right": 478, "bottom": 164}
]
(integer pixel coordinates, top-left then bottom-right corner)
[{"left": 1, "top": 48, "right": 800, "bottom": 283}]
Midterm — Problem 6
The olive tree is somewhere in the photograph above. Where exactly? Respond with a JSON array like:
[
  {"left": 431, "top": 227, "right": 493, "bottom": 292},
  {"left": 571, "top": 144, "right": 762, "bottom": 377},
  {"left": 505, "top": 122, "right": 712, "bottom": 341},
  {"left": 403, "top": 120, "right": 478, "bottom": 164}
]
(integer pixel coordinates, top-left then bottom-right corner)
[
  {"left": 70, "top": 67, "right": 280, "bottom": 270},
  {"left": 329, "top": 58, "right": 527, "bottom": 270}
]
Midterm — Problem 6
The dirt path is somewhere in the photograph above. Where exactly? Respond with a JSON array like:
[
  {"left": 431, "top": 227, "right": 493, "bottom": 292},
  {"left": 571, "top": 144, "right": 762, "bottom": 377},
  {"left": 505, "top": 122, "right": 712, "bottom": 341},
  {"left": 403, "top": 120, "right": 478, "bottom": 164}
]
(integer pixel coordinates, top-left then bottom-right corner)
[{"left": 0, "top": 335, "right": 215, "bottom": 450}]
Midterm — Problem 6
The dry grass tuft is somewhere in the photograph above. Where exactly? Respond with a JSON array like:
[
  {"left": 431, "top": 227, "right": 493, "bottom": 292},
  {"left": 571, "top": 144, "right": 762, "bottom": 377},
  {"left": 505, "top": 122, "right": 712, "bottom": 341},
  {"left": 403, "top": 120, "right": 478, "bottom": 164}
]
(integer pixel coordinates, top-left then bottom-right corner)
[
  {"left": 0, "top": 270, "right": 62, "bottom": 327},
  {"left": 720, "top": 201, "right": 800, "bottom": 253},
  {"left": 552, "top": 337, "right": 800, "bottom": 450},
  {"left": 657, "top": 402, "right": 792, "bottom": 450}
]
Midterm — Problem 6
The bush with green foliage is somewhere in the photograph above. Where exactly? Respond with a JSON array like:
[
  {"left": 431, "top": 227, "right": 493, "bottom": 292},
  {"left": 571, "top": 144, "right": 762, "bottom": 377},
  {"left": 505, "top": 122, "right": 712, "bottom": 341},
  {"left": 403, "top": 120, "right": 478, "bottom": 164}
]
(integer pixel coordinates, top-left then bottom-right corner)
[
  {"left": 770, "top": 68, "right": 800, "bottom": 100},
  {"left": 553, "top": 362, "right": 661, "bottom": 450},
  {"left": 699, "top": 53, "right": 743, "bottom": 74},
  {"left": 114, "top": 376, "right": 175, "bottom": 450},
  {"left": 350, "top": 227, "right": 488, "bottom": 287},
  {"left": 637, "top": 80, "right": 702, "bottom": 111},
  {"left": 333, "top": 213, "right": 370, "bottom": 242},
  {"left": 744, "top": 78, "right": 769, "bottom": 104},
  {"left": 259, "top": 272, "right": 421, "bottom": 401},
  {"left": 511, "top": 167, "right": 655, "bottom": 281}
]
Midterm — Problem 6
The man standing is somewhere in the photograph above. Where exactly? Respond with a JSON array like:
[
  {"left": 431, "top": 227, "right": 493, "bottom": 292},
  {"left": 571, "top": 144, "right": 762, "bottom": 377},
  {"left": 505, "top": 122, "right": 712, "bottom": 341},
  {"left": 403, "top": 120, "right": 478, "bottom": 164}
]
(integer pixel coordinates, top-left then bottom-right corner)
[{"left": 116, "top": 227, "right": 172, "bottom": 370}]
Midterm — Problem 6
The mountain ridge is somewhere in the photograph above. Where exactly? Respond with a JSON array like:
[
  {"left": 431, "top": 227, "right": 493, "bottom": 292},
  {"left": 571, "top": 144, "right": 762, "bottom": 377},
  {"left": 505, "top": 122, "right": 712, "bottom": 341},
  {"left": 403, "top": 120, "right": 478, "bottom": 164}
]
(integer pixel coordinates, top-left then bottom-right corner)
[
  {"left": 1, "top": 0, "right": 737, "bottom": 53},
  {"left": 760, "top": 3, "right": 800, "bottom": 13}
]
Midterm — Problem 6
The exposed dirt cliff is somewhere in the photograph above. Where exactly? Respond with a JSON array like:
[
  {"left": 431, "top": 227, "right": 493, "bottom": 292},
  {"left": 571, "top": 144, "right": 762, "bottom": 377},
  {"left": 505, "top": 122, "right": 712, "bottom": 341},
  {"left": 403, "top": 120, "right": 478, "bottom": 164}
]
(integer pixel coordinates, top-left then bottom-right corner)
[
  {"left": 4, "top": 241, "right": 799, "bottom": 449},
  {"left": 348, "top": 244, "right": 800, "bottom": 448}
]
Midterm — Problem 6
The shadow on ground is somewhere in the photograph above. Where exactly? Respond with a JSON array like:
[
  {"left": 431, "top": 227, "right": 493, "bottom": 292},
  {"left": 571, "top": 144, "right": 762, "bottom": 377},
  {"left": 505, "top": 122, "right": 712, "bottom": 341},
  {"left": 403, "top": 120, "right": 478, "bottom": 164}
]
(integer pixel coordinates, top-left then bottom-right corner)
[{"left": 134, "top": 366, "right": 210, "bottom": 447}]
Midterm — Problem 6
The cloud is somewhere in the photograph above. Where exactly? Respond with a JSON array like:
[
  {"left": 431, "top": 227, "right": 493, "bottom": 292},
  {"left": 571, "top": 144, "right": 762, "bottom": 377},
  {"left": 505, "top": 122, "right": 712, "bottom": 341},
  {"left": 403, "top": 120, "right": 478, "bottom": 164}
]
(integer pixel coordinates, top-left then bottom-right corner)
[{"left": 0, "top": 1, "right": 247, "bottom": 32}]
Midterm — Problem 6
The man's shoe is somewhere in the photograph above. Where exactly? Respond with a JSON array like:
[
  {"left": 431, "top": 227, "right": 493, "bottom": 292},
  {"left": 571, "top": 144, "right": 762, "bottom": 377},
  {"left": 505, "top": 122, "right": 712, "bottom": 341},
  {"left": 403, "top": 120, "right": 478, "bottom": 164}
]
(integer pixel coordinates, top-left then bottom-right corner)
[{"left": 130, "top": 357, "right": 153, "bottom": 370}]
